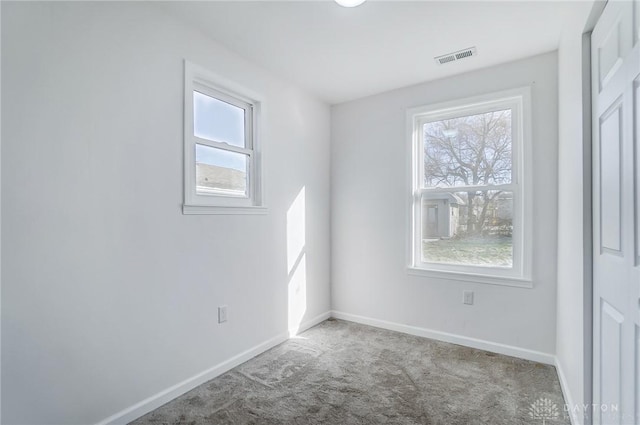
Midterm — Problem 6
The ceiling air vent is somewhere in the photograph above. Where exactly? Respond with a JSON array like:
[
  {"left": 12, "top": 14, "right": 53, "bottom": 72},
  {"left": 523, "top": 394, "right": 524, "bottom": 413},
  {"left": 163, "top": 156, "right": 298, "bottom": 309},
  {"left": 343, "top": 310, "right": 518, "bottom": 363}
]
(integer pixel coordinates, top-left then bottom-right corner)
[{"left": 435, "top": 47, "right": 477, "bottom": 65}]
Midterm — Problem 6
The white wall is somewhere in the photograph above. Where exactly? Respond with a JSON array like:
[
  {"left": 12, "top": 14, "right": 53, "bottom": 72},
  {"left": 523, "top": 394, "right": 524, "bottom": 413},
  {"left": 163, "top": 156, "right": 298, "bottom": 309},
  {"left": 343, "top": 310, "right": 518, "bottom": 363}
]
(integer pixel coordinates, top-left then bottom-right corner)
[
  {"left": 0, "top": 2, "right": 3, "bottom": 420},
  {"left": 556, "top": 31, "right": 590, "bottom": 424},
  {"left": 1, "top": 2, "right": 331, "bottom": 424},
  {"left": 331, "top": 52, "right": 559, "bottom": 355},
  {"left": 555, "top": 2, "right": 604, "bottom": 423}
]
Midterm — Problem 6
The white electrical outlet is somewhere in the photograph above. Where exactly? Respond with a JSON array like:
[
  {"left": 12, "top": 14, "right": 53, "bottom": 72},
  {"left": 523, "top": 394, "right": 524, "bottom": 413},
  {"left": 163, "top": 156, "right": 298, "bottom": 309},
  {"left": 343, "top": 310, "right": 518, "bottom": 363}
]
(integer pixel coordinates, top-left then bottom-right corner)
[
  {"left": 218, "top": 305, "right": 228, "bottom": 323},
  {"left": 463, "top": 291, "right": 474, "bottom": 305}
]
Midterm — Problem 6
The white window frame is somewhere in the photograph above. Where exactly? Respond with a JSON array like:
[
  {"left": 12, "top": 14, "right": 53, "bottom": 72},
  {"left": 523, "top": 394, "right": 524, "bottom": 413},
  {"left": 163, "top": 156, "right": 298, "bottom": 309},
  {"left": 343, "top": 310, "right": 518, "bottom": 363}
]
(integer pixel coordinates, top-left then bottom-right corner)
[
  {"left": 183, "top": 60, "right": 266, "bottom": 215},
  {"left": 407, "top": 87, "right": 533, "bottom": 287}
]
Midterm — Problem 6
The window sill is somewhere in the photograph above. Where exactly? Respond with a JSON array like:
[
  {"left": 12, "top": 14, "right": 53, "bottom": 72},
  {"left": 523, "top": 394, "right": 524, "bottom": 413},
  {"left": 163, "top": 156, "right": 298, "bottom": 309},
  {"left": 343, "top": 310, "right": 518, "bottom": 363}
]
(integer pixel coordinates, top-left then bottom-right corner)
[
  {"left": 183, "top": 204, "right": 268, "bottom": 215},
  {"left": 407, "top": 267, "right": 533, "bottom": 288}
]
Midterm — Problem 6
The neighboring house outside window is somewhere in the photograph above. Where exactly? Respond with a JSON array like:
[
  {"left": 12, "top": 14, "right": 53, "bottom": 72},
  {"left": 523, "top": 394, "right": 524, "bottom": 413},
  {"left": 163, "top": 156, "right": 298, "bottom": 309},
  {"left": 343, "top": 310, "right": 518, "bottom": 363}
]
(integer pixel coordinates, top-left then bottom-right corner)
[
  {"left": 183, "top": 61, "right": 266, "bottom": 215},
  {"left": 407, "top": 87, "right": 532, "bottom": 287}
]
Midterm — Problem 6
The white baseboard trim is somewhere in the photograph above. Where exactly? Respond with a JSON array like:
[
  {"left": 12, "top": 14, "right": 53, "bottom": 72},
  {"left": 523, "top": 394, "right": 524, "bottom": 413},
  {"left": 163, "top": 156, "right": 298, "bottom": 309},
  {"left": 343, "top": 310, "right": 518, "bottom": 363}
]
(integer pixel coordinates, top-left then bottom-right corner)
[
  {"left": 95, "top": 311, "right": 331, "bottom": 425},
  {"left": 555, "top": 357, "right": 579, "bottom": 425},
  {"left": 330, "top": 310, "right": 556, "bottom": 365}
]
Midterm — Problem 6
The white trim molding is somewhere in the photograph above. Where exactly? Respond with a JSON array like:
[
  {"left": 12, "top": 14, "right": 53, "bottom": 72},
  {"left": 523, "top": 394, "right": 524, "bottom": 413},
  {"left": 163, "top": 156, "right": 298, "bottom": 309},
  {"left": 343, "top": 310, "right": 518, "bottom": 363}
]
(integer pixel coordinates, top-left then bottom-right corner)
[
  {"left": 182, "top": 205, "right": 268, "bottom": 215},
  {"left": 406, "top": 86, "right": 533, "bottom": 286},
  {"left": 95, "top": 311, "right": 330, "bottom": 425},
  {"left": 555, "top": 358, "right": 579, "bottom": 425},
  {"left": 406, "top": 266, "right": 533, "bottom": 288},
  {"left": 183, "top": 60, "right": 267, "bottom": 214},
  {"left": 330, "top": 310, "right": 555, "bottom": 365}
]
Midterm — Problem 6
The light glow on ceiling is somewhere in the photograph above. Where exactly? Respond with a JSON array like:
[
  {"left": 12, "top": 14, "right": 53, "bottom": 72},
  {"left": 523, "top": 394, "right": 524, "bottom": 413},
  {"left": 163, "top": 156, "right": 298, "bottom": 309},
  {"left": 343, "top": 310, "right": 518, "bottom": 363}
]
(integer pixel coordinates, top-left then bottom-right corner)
[{"left": 335, "top": 0, "right": 367, "bottom": 8}]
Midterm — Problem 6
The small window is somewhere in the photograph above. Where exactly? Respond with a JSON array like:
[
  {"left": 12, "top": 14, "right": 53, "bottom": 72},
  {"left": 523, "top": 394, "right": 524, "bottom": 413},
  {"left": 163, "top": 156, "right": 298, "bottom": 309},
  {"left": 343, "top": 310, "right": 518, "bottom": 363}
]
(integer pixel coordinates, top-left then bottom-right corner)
[
  {"left": 183, "top": 61, "right": 265, "bottom": 214},
  {"left": 408, "top": 88, "right": 532, "bottom": 286}
]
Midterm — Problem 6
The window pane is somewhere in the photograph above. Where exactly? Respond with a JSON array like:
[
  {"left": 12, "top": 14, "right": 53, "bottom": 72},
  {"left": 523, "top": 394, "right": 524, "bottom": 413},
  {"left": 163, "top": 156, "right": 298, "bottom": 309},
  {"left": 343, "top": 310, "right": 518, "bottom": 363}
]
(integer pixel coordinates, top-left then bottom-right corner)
[
  {"left": 195, "top": 144, "right": 247, "bottom": 197},
  {"left": 421, "top": 190, "right": 513, "bottom": 267},
  {"left": 423, "top": 109, "right": 512, "bottom": 188},
  {"left": 194, "top": 91, "right": 245, "bottom": 148}
]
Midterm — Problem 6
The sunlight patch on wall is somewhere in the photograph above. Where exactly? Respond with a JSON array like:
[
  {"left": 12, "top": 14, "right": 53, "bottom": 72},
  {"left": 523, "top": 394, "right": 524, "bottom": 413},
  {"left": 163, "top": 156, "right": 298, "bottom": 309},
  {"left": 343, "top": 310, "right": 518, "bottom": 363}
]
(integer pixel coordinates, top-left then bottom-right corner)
[
  {"left": 287, "top": 187, "right": 306, "bottom": 273},
  {"left": 288, "top": 254, "right": 307, "bottom": 337},
  {"left": 287, "top": 187, "right": 307, "bottom": 336}
]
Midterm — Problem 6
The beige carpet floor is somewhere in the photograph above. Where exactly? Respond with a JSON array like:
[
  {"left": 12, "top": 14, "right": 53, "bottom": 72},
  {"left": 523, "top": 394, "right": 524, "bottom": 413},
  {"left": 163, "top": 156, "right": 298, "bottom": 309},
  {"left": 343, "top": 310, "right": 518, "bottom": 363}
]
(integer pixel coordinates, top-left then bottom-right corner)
[{"left": 131, "top": 319, "right": 569, "bottom": 425}]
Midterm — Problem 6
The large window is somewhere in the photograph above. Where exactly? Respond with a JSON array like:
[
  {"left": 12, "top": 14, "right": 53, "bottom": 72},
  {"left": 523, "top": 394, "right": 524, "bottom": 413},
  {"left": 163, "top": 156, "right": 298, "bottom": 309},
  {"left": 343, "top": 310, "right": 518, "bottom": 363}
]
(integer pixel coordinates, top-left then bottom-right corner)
[
  {"left": 408, "top": 88, "right": 532, "bottom": 286},
  {"left": 183, "top": 61, "right": 265, "bottom": 214}
]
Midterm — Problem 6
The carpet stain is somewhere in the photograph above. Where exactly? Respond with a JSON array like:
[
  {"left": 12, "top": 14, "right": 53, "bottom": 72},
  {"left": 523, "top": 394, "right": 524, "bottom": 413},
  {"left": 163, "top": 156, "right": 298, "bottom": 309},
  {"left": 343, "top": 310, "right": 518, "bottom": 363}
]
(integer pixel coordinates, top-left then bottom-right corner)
[{"left": 131, "top": 320, "right": 569, "bottom": 425}]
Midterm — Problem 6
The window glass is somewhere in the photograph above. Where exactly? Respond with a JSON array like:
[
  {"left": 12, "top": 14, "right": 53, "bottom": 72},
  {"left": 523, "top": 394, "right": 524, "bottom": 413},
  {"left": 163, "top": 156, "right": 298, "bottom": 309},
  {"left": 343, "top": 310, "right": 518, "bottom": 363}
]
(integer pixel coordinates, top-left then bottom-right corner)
[
  {"left": 193, "top": 91, "right": 245, "bottom": 148},
  {"left": 195, "top": 144, "right": 247, "bottom": 197},
  {"left": 423, "top": 109, "right": 512, "bottom": 188},
  {"left": 421, "top": 191, "right": 513, "bottom": 267}
]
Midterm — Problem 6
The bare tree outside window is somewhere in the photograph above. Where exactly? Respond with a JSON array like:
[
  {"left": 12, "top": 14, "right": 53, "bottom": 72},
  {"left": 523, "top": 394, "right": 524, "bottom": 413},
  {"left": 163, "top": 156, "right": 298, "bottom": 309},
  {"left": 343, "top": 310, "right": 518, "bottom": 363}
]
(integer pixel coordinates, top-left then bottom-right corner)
[{"left": 421, "top": 109, "right": 514, "bottom": 267}]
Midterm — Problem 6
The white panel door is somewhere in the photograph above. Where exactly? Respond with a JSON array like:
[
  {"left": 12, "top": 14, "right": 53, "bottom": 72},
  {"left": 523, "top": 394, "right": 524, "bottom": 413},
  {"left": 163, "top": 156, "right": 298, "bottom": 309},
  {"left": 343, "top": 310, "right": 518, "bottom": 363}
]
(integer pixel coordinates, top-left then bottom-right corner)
[{"left": 592, "top": 1, "right": 640, "bottom": 424}]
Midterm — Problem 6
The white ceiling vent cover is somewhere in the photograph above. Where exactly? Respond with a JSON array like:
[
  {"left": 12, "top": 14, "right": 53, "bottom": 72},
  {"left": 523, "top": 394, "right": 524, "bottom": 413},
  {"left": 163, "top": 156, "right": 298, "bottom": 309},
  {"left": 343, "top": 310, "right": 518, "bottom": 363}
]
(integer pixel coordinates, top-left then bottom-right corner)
[{"left": 434, "top": 47, "right": 477, "bottom": 65}]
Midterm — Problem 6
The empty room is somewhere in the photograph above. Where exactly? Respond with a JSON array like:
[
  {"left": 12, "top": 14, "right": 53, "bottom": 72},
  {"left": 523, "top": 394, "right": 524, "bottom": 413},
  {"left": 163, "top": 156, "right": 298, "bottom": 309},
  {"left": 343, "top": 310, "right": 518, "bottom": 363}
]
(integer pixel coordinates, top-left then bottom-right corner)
[{"left": 1, "top": 0, "right": 639, "bottom": 424}]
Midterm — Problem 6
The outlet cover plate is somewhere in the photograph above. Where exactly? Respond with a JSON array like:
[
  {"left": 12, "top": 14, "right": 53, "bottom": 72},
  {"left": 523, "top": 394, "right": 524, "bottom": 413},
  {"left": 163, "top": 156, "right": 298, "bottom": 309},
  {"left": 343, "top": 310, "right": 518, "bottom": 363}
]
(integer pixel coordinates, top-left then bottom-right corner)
[
  {"left": 218, "top": 305, "right": 228, "bottom": 323},
  {"left": 463, "top": 291, "right": 474, "bottom": 305}
]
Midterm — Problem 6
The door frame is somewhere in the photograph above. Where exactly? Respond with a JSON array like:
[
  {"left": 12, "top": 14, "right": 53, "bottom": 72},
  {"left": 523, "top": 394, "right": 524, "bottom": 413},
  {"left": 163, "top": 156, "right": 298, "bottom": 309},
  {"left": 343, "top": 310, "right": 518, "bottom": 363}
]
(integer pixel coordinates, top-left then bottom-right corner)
[
  {"left": 583, "top": 29, "right": 595, "bottom": 425},
  {"left": 582, "top": 3, "right": 607, "bottom": 424}
]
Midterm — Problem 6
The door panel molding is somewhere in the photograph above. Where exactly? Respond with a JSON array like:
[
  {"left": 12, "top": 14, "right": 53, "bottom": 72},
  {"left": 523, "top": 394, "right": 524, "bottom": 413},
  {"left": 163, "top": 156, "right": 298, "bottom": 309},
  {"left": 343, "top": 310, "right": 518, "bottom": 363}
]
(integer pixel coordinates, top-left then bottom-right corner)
[
  {"left": 599, "top": 97, "right": 624, "bottom": 255},
  {"left": 634, "top": 77, "right": 640, "bottom": 266}
]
